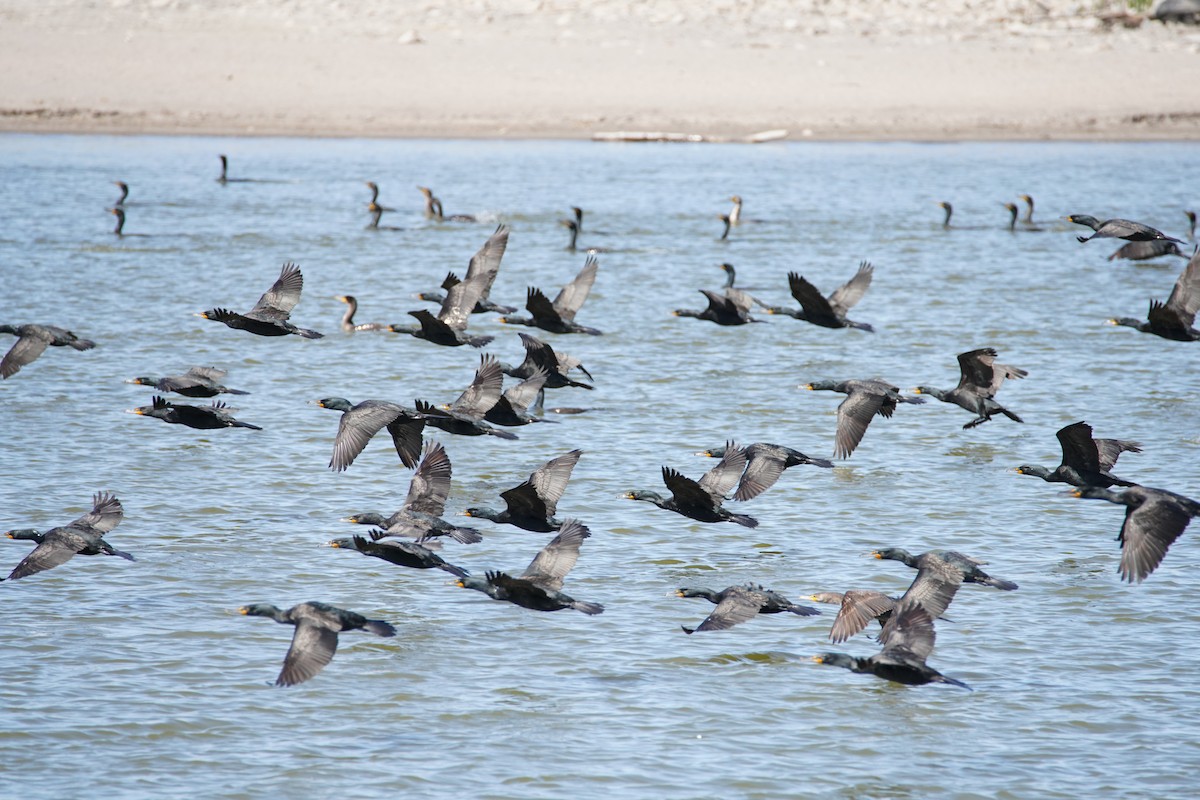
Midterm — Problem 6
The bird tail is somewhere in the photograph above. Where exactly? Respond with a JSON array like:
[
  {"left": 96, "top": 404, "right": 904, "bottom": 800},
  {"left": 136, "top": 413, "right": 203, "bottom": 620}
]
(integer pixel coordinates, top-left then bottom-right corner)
[
  {"left": 787, "top": 605, "right": 822, "bottom": 617},
  {"left": 363, "top": 619, "right": 397, "bottom": 637},
  {"left": 232, "top": 420, "right": 263, "bottom": 430},
  {"left": 449, "top": 526, "right": 484, "bottom": 545},
  {"left": 573, "top": 601, "right": 605, "bottom": 615},
  {"left": 224, "top": 388, "right": 251, "bottom": 395},
  {"left": 730, "top": 513, "right": 760, "bottom": 529},
  {"left": 297, "top": 328, "right": 325, "bottom": 339},
  {"left": 104, "top": 545, "right": 136, "bottom": 561},
  {"left": 486, "top": 428, "right": 520, "bottom": 440},
  {"left": 70, "top": 338, "right": 97, "bottom": 351},
  {"left": 998, "top": 407, "right": 1023, "bottom": 423},
  {"left": 980, "top": 576, "right": 1019, "bottom": 591},
  {"left": 936, "top": 674, "right": 972, "bottom": 690},
  {"left": 438, "top": 561, "right": 470, "bottom": 578},
  {"left": 805, "top": 456, "right": 835, "bottom": 469},
  {"left": 468, "top": 335, "right": 495, "bottom": 348}
]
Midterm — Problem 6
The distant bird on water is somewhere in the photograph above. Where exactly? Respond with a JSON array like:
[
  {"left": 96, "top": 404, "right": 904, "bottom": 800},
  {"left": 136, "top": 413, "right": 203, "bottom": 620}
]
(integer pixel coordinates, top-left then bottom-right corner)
[
  {"left": 0, "top": 323, "right": 95, "bottom": 379},
  {"left": 625, "top": 443, "right": 759, "bottom": 528},
  {"left": 1016, "top": 420, "right": 1141, "bottom": 488},
  {"left": 696, "top": 442, "right": 833, "bottom": 501},
  {"left": 1106, "top": 247, "right": 1200, "bottom": 341},
  {"left": 197, "top": 262, "right": 323, "bottom": 339},
  {"left": 113, "top": 181, "right": 129, "bottom": 207},
  {"left": 1067, "top": 214, "right": 1181, "bottom": 244},
  {"left": 216, "top": 155, "right": 256, "bottom": 184},
  {"left": 238, "top": 601, "right": 396, "bottom": 687},
  {"left": 335, "top": 295, "right": 388, "bottom": 332},
  {"left": 417, "top": 186, "right": 476, "bottom": 222},
  {"left": 1071, "top": 485, "right": 1200, "bottom": 584},
  {"left": 126, "top": 366, "right": 248, "bottom": 398},
  {"left": 127, "top": 396, "right": 261, "bottom": 430},
  {"left": 802, "top": 379, "right": 925, "bottom": 458},
  {"left": 1004, "top": 202, "right": 1042, "bottom": 232},
  {"left": 766, "top": 262, "right": 874, "bottom": 331},
  {"left": 914, "top": 348, "right": 1027, "bottom": 429},
  {"left": 677, "top": 583, "right": 820, "bottom": 634},
  {"left": 3, "top": 492, "right": 134, "bottom": 581}
]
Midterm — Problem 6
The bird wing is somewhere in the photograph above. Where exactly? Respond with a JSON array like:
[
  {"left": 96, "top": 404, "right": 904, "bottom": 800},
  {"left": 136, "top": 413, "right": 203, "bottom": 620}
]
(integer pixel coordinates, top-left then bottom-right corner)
[
  {"left": 463, "top": 224, "right": 509, "bottom": 299},
  {"left": 438, "top": 270, "right": 488, "bottom": 330},
  {"left": 525, "top": 449, "right": 583, "bottom": 513},
  {"left": 1, "top": 330, "right": 50, "bottom": 378},
  {"left": 502, "top": 367, "right": 548, "bottom": 414},
  {"left": 404, "top": 441, "right": 452, "bottom": 516},
  {"left": 1094, "top": 438, "right": 1142, "bottom": 473},
  {"left": 247, "top": 262, "right": 304, "bottom": 321},
  {"left": 1119, "top": 491, "right": 1194, "bottom": 583},
  {"left": 894, "top": 554, "right": 964, "bottom": 622},
  {"left": 518, "top": 333, "right": 557, "bottom": 374},
  {"left": 408, "top": 308, "right": 458, "bottom": 341},
  {"left": 68, "top": 491, "right": 124, "bottom": 534},
  {"left": 733, "top": 450, "right": 786, "bottom": 502},
  {"left": 786, "top": 272, "right": 839, "bottom": 322},
  {"left": 697, "top": 442, "right": 747, "bottom": 499},
  {"left": 552, "top": 256, "right": 598, "bottom": 322},
  {"left": 329, "top": 401, "right": 402, "bottom": 472},
  {"left": 1160, "top": 249, "right": 1200, "bottom": 327},
  {"left": 829, "top": 591, "right": 896, "bottom": 643},
  {"left": 385, "top": 414, "right": 425, "bottom": 470},
  {"left": 878, "top": 602, "right": 938, "bottom": 662},
  {"left": 6, "top": 529, "right": 90, "bottom": 580},
  {"left": 525, "top": 286, "right": 562, "bottom": 323},
  {"left": 690, "top": 586, "right": 766, "bottom": 632},
  {"left": 662, "top": 466, "right": 715, "bottom": 510},
  {"left": 1056, "top": 421, "right": 1103, "bottom": 474},
  {"left": 277, "top": 619, "right": 339, "bottom": 687},
  {"left": 723, "top": 287, "right": 757, "bottom": 315},
  {"left": 449, "top": 354, "right": 504, "bottom": 419},
  {"left": 834, "top": 389, "right": 886, "bottom": 459},
  {"left": 184, "top": 366, "right": 228, "bottom": 382},
  {"left": 522, "top": 519, "right": 591, "bottom": 591},
  {"left": 826, "top": 261, "right": 874, "bottom": 315}
]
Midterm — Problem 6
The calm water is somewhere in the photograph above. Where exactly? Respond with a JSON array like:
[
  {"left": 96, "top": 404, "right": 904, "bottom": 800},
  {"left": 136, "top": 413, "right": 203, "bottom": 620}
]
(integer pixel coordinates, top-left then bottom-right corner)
[{"left": 2, "top": 134, "right": 1199, "bottom": 799}]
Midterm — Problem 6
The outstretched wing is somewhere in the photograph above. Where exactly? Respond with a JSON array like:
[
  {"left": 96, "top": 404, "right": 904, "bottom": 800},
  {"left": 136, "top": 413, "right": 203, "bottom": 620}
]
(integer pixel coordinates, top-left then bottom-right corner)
[
  {"left": 1056, "top": 421, "right": 1102, "bottom": 474},
  {"left": 463, "top": 224, "right": 509, "bottom": 299},
  {"left": 1, "top": 330, "right": 50, "bottom": 379},
  {"left": 687, "top": 585, "right": 765, "bottom": 633},
  {"left": 552, "top": 256, "right": 598, "bottom": 322},
  {"left": 404, "top": 441, "right": 452, "bottom": 515},
  {"left": 697, "top": 442, "right": 746, "bottom": 500},
  {"left": 68, "top": 491, "right": 124, "bottom": 534},
  {"left": 522, "top": 519, "right": 591, "bottom": 591},
  {"left": 527, "top": 449, "right": 583, "bottom": 514},
  {"left": 826, "top": 261, "right": 873, "bottom": 315},
  {"left": 277, "top": 620, "right": 339, "bottom": 687},
  {"left": 247, "top": 262, "right": 304, "bottom": 321},
  {"left": 449, "top": 354, "right": 504, "bottom": 419},
  {"left": 828, "top": 590, "right": 895, "bottom": 644},
  {"left": 787, "top": 272, "right": 839, "bottom": 323}
]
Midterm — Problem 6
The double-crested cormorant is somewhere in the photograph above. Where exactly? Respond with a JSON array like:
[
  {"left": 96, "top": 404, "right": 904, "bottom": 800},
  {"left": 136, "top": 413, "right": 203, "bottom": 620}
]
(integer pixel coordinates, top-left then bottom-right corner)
[
  {"left": 1017, "top": 421, "right": 1141, "bottom": 488},
  {"left": 1187, "top": 210, "right": 1197, "bottom": 241},
  {"left": 342, "top": 441, "right": 481, "bottom": 544},
  {"left": 938, "top": 201, "right": 953, "bottom": 229},
  {"left": 128, "top": 396, "right": 261, "bottom": 430},
  {"left": 1004, "top": 202, "right": 1043, "bottom": 232},
  {"left": 335, "top": 295, "right": 387, "bottom": 332},
  {"left": 3, "top": 492, "right": 134, "bottom": 581},
  {"left": 328, "top": 531, "right": 469, "bottom": 577},
  {"left": 677, "top": 583, "right": 820, "bottom": 634},
  {"left": 500, "top": 256, "right": 602, "bottom": 335},
  {"left": 810, "top": 591, "right": 897, "bottom": 643},
  {"left": 1019, "top": 194, "right": 1036, "bottom": 224},
  {"left": 465, "top": 449, "right": 583, "bottom": 532},
  {"left": 625, "top": 443, "right": 758, "bottom": 527},
  {"left": 216, "top": 155, "right": 255, "bottom": 184},
  {"left": 238, "top": 601, "right": 396, "bottom": 687},
  {"left": 1106, "top": 247, "right": 1200, "bottom": 340},
  {"left": 1068, "top": 214, "right": 1182, "bottom": 244},
  {"left": 914, "top": 348, "right": 1026, "bottom": 429},
  {"left": 718, "top": 214, "right": 732, "bottom": 241},
  {"left": 1107, "top": 240, "right": 1187, "bottom": 262},
  {"left": 417, "top": 186, "right": 476, "bottom": 222},
  {"left": 873, "top": 547, "right": 1018, "bottom": 591},
  {"left": 727, "top": 195, "right": 743, "bottom": 225},
  {"left": 110, "top": 207, "right": 148, "bottom": 237},
  {"left": 485, "top": 368, "right": 554, "bottom": 427},
  {"left": 697, "top": 442, "right": 833, "bottom": 501},
  {"left": 113, "top": 181, "right": 129, "bottom": 207},
  {"left": 812, "top": 603, "right": 970, "bottom": 689},
  {"left": 414, "top": 354, "right": 518, "bottom": 440},
  {"left": 1071, "top": 485, "right": 1200, "bottom": 583},
  {"left": 416, "top": 227, "right": 515, "bottom": 314},
  {"left": 365, "top": 181, "right": 394, "bottom": 212},
  {"left": 766, "top": 262, "right": 874, "bottom": 332},
  {"left": 802, "top": 379, "right": 925, "bottom": 458},
  {"left": 560, "top": 219, "right": 610, "bottom": 254},
  {"left": 126, "top": 366, "right": 249, "bottom": 398},
  {"left": 673, "top": 288, "right": 763, "bottom": 326},
  {"left": 0, "top": 323, "right": 95, "bottom": 379},
  {"left": 365, "top": 207, "right": 403, "bottom": 231},
  {"left": 502, "top": 332, "right": 594, "bottom": 390},
  {"left": 197, "top": 262, "right": 323, "bottom": 339},
  {"left": 314, "top": 397, "right": 425, "bottom": 471},
  {"left": 455, "top": 520, "right": 603, "bottom": 614}
]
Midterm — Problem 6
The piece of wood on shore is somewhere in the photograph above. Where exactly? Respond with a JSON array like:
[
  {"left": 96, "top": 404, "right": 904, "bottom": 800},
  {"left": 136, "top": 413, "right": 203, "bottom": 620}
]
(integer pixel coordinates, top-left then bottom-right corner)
[{"left": 592, "top": 129, "right": 788, "bottom": 144}]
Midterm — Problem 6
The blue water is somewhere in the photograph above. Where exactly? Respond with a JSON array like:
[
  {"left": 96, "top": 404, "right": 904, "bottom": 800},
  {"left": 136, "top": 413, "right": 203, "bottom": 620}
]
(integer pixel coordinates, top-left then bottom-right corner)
[{"left": 1, "top": 134, "right": 1199, "bottom": 799}]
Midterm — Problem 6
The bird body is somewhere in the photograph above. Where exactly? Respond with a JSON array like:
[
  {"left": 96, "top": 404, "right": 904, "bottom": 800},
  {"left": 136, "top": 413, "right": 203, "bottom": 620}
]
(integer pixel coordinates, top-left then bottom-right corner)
[
  {"left": 198, "top": 262, "right": 323, "bottom": 339},
  {"left": 915, "top": 347, "right": 1026, "bottom": 429},
  {"left": 239, "top": 601, "right": 395, "bottom": 686},
  {"left": 625, "top": 443, "right": 758, "bottom": 527},
  {"left": 327, "top": 532, "right": 469, "bottom": 577},
  {"left": 1071, "top": 485, "right": 1200, "bottom": 583},
  {"left": 126, "top": 366, "right": 248, "bottom": 398},
  {"left": 500, "top": 256, "right": 602, "bottom": 335},
  {"left": 698, "top": 442, "right": 833, "bottom": 501},
  {"left": 803, "top": 379, "right": 925, "bottom": 458},
  {"left": 673, "top": 288, "right": 763, "bottom": 326},
  {"left": 767, "top": 262, "right": 874, "bottom": 331},
  {"left": 502, "top": 332, "right": 594, "bottom": 390},
  {"left": 336, "top": 295, "right": 388, "bottom": 331},
  {"left": 1107, "top": 247, "right": 1200, "bottom": 341},
  {"left": 1068, "top": 214, "right": 1182, "bottom": 244},
  {"left": 1107, "top": 240, "right": 1186, "bottom": 262},
  {"left": 3, "top": 492, "right": 133, "bottom": 581},
  {"left": 314, "top": 397, "right": 425, "bottom": 471},
  {"left": 128, "top": 396, "right": 261, "bottom": 430},
  {"left": 874, "top": 547, "right": 1017, "bottom": 591},
  {"left": 0, "top": 323, "right": 95, "bottom": 379},
  {"left": 465, "top": 450, "right": 582, "bottom": 532},
  {"left": 1017, "top": 421, "right": 1140, "bottom": 488},
  {"left": 677, "top": 583, "right": 820, "bottom": 634}
]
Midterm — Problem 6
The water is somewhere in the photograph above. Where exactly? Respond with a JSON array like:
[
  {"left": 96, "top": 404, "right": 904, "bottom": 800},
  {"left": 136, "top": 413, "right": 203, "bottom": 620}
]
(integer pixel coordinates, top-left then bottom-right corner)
[{"left": 1, "top": 134, "right": 1199, "bottom": 799}]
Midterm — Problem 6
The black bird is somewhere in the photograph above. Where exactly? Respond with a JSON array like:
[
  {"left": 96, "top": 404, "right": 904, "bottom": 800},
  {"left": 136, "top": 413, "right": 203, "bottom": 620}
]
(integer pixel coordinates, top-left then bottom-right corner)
[
  {"left": 126, "top": 366, "right": 248, "bottom": 398},
  {"left": 1067, "top": 214, "right": 1182, "bottom": 244},
  {"left": 128, "top": 396, "right": 261, "bottom": 430},
  {"left": 914, "top": 348, "right": 1026, "bottom": 429},
  {"left": 499, "top": 256, "right": 602, "bottom": 335},
  {"left": 197, "top": 262, "right": 323, "bottom": 339},
  {"left": 341, "top": 441, "right": 481, "bottom": 544},
  {"left": 697, "top": 442, "right": 833, "bottom": 501},
  {"left": 802, "top": 379, "right": 925, "bottom": 458},
  {"left": 464, "top": 449, "right": 583, "bottom": 532},
  {"left": 938, "top": 201, "right": 954, "bottom": 228},
  {"left": 812, "top": 603, "right": 970, "bottom": 689},
  {"left": 1004, "top": 202, "right": 1042, "bottom": 232},
  {"left": 417, "top": 185, "right": 476, "bottom": 222},
  {"left": 560, "top": 218, "right": 609, "bottom": 254},
  {"left": 335, "top": 295, "right": 388, "bottom": 331},
  {"left": 415, "top": 225, "right": 516, "bottom": 314},
  {"left": 673, "top": 288, "right": 763, "bottom": 326},
  {"left": 677, "top": 583, "right": 820, "bottom": 634},
  {"left": 1071, "top": 485, "right": 1200, "bottom": 583},
  {"left": 718, "top": 213, "right": 732, "bottom": 241},
  {"left": 365, "top": 181, "right": 394, "bottom": 212},
  {"left": 1106, "top": 247, "right": 1200, "bottom": 341},
  {"left": 766, "top": 262, "right": 874, "bottom": 332},
  {"left": 1107, "top": 240, "right": 1187, "bottom": 262},
  {"left": 1187, "top": 210, "right": 1197, "bottom": 241},
  {"left": 238, "top": 601, "right": 396, "bottom": 687},
  {"left": 502, "top": 332, "right": 594, "bottom": 390},
  {"left": 415, "top": 354, "right": 519, "bottom": 440},
  {"left": 810, "top": 591, "right": 897, "bottom": 643},
  {"left": 327, "top": 531, "right": 469, "bottom": 578},
  {"left": 0, "top": 323, "right": 95, "bottom": 379},
  {"left": 313, "top": 397, "right": 425, "bottom": 471},
  {"left": 873, "top": 547, "right": 1018, "bottom": 591},
  {"left": 113, "top": 180, "right": 129, "bottom": 207},
  {"left": 1018, "top": 194, "right": 1037, "bottom": 225},
  {"left": 485, "top": 368, "right": 553, "bottom": 427},
  {"left": 3, "top": 492, "right": 133, "bottom": 581},
  {"left": 1016, "top": 421, "right": 1141, "bottom": 488},
  {"left": 625, "top": 443, "right": 758, "bottom": 527},
  {"left": 216, "top": 154, "right": 254, "bottom": 184},
  {"left": 454, "top": 520, "right": 603, "bottom": 614},
  {"left": 415, "top": 270, "right": 516, "bottom": 315},
  {"left": 109, "top": 207, "right": 149, "bottom": 237}
]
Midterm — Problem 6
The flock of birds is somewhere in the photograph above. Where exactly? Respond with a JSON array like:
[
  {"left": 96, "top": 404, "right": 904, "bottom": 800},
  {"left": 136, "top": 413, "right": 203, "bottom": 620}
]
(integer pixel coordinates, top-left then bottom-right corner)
[{"left": 3, "top": 154, "right": 1200, "bottom": 690}]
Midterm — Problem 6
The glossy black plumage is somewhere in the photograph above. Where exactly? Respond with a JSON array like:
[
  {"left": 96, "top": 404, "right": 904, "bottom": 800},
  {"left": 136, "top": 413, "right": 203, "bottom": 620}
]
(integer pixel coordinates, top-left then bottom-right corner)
[
  {"left": 128, "top": 396, "right": 261, "bottom": 430},
  {"left": 1071, "top": 485, "right": 1200, "bottom": 583},
  {"left": 1106, "top": 247, "right": 1200, "bottom": 341},
  {"left": 1017, "top": 421, "right": 1141, "bottom": 488},
  {"left": 126, "top": 366, "right": 248, "bottom": 398},
  {"left": 499, "top": 256, "right": 602, "bottom": 335},
  {"left": 625, "top": 443, "right": 758, "bottom": 527},
  {"left": 465, "top": 449, "right": 583, "bottom": 532},
  {"left": 3, "top": 492, "right": 133, "bottom": 581},
  {"left": 198, "top": 262, "right": 323, "bottom": 339},
  {"left": 914, "top": 348, "right": 1026, "bottom": 428},
  {"left": 874, "top": 547, "right": 1017, "bottom": 591},
  {"left": 1068, "top": 214, "right": 1182, "bottom": 244},
  {"left": 766, "top": 262, "right": 874, "bottom": 331}
]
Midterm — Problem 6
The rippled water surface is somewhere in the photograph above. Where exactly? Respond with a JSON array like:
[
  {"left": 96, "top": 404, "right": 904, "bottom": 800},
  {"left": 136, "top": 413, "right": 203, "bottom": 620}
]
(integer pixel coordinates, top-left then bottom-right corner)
[{"left": 2, "top": 135, "right": 1199, "bottom": 799}]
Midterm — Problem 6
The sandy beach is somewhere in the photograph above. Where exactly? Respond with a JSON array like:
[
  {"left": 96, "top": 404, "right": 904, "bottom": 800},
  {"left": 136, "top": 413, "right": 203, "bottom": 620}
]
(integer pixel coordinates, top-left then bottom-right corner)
[{"left": 1, "top": 0, "right": 1199, "bottom": 140}]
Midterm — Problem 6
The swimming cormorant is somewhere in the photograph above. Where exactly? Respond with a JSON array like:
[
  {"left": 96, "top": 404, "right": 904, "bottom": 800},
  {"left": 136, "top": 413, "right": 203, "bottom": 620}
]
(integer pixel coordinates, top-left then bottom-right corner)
[
  {"left": 1019, "top": 194, "right": 1036, "bottom": 224},
  {"left": 802, "top": 379, "right": 925, "bottom": 458},
  {"left": 718, "top": 214, "right": 732, "bottom": 241},
  {"left": 314, "top": 397, "right": 425, "bottom": 471},
  {"left": 1106, "top": 247, "right": 1200, "bottom": 340},
  {"left": 697, "top": 442, "right": 833, "bottom": 501},
  {"left": 335, "top": 295, "right": 388, "bottom": 332},
  {"left": 1067, "top": 214, "right": 1182, "bottom": 244},
  {"left": 560, "top": 219, "right": 610, "bottom": 254},
  {"left": 197, "top": 262, "right": 323, "bottom": 339},
  {"left": 766, "top": 262, "right": 874, "bottom": 331},
  {"left": 417, "top": 186, "right": 476, "bottom": 222},
  {"left": 914, "top": 348, "right": 1026, "bottom": 428},
  {"left": 1070, "top": 485, "right": 1200, "bottom": 583},
  {"left": 0, "top": 323, "right": 95, "bottom": 379},
  {"left": 126, "top": 366, "right": 249, "bottom": 398},
  {"left": 238, "top": 601, "right": 396, "bottom": 687},
  {"left": 464, "top": 449, "right": 583, "bottom": 532},
  {"left": 1004, "top": 202, "right": 1042, "bottom": 232},
  {"left": 1016, "top": 421, "right": 1141, "bottom": 488},
  {"left": 938, "top": 201, "right": 953, "bottom": 229},
  {"left": 677, "top": 583, "right": 820, "bottom": 634},
  {"left": 113, "top": 181, "right": 129, "bottom": 207},
  {"left": 3, "top": 492, "right": 133, "bottom": 581},
  {"left": 499, "top": 256, "right": 602, "bottom": 335},
  {"left": 625, "top": 443, "right": 758, "bottom": 527}
]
